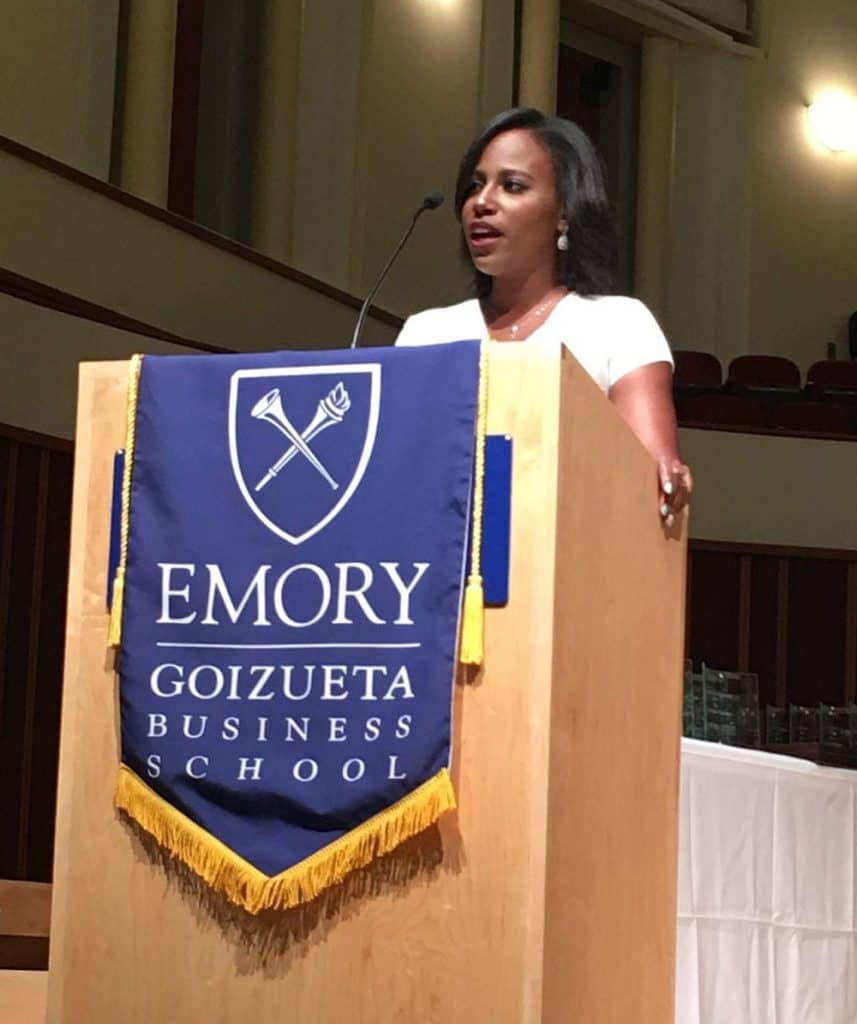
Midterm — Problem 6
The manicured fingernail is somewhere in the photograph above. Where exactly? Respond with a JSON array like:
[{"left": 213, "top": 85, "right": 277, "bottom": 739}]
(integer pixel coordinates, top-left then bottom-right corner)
[
  {"left": 666, "top": 515, "right": 675, "bottom": 528},
  {"left": 664, "top": 481, "right": 674, "bottom": 495}
]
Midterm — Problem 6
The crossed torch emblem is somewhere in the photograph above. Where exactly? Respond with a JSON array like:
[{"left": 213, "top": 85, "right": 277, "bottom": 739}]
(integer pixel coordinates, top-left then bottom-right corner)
[{"left": 252, "top": 383, "right": 351, "bottom": 493}]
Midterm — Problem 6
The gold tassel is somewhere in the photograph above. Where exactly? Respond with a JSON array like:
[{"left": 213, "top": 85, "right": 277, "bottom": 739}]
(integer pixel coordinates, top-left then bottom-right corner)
[
  {"left": 108, "top": 567, "right": 125, "bottom": 646},
  {"left": 460, "top": 342, "right": 488, "bottom": 666},
  {"left": 459, "top": 576, "right": 485, "bottom": 665},
  {"left": 109, "top": 354, "right": 143, "bottom": 648},
  {"left": 115, "top": 763, "right": 456, "bottom": 914}
]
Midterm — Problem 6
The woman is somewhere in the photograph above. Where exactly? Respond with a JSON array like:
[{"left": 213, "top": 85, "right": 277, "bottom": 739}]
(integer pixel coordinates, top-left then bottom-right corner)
[{"left": 396, "top": 107, "right": 692, "bottom": 525}]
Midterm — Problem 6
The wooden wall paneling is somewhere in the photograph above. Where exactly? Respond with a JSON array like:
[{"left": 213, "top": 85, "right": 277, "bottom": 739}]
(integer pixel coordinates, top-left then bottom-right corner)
[
  {"left": 0, "top": 424, "right": 72, "bottom": 453},
  {"left": 845, "top": 563, "right": 857, "bottom": 705},
  {"left": 0, "top": 439, "right": 14, "bottom": 873},
  {"left": 693, "top": 539, "right": 857, "bottom": 562},
  {"left": 737, "top": 555, "right": 752, "bottom": 671},
  {"left": 786, "top": 558, "right": 847, "bottom": 706},
  {"left": 26, "top": 451, "right": 74, "bottom": 881},
  {"left": 0, "top": 439, "right": 17, "bottom": 731},
  {"left": 0, "top": 439, "right": 16, "bottom": 880},
  {"left": 748, "top": 554, "right": 779, "bottom": 710},
  {"left": 775, "top": 559, "right": 789, "bottom": 707},
  {"left": 688, "top": 548, "right": 741, "bottom": 670},
  {"left": 0, "top": 443, "right": 40, "bottom": 879},
  {"left": 0, "top": 431, "right": 75, "bottom": 884},
  {"left": 0, "top": 430, "right": 73, "bottom": 886},
  {"left": 16, "top": 450, "right": 50, "bottom": 878},
  {"left": 0, "top": 937, "right": 49, "bottom": 970}
]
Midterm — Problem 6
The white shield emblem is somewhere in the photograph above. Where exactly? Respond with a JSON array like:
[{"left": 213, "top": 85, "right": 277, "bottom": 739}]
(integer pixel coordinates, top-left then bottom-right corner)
[{"left": 228, "top": 364, "right": 381, "bottom": 544}]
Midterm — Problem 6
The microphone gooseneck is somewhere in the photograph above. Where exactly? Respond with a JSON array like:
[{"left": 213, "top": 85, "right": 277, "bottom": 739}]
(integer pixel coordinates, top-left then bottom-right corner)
[{"left": 350, "top": 192, "right": 445, "bottom": 349}]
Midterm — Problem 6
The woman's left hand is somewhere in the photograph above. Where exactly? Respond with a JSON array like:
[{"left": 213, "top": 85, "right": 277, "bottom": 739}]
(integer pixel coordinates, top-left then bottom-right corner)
[
  {"left": 608, "top": 361, "right": 693, "bottom": 528},
  {"left": 657, "top": 456, "right": 693, "bottom": 528}
]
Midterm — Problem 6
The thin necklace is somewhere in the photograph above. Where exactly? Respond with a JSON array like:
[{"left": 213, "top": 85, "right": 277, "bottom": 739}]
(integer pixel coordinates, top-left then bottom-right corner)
[{"left": 486, "top": 287, "right": 567, "bottom": 340}]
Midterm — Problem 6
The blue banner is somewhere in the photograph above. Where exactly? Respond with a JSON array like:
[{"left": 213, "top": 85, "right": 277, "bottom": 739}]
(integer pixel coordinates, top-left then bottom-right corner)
[{"left": 114, "top": 343, "right": 480, "bottom": 911}]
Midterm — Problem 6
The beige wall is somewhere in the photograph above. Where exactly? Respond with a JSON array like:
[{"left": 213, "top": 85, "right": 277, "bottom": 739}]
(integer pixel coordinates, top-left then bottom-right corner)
[
  {"left": 113, "top": 1, "right": 177, "bottom": 205},
  {"left": 346, "top": 0, "right": 516, "bottom": 316},
  {"left": 108, "top": 0, "right": 516, "bottom": 318},
  {"left": 0, "top": 1, "right": 119, "bottom": 178},
  {"left": 668, "top": 45, "right": 753, "bottom": 363},
  {"left": 747, "top": 0, "right": 857, "bottom": 366},
  {"left": 681, "top": 427, "right": 857, "bottom": 549},
  {"left": 3, "top": 0, "right": 515, "bottom": 327},
  {"left": 627, "top": 0, "right": 857, "bottom": 370},
  {"left": 0, "top": 295, "right": 190, "bottom": 440},
  {"left": 0, "top": 147, "right": 398, "bottom": 352},
  {"left": 290, "top": 0, "right": 364, "bottom": 291}
]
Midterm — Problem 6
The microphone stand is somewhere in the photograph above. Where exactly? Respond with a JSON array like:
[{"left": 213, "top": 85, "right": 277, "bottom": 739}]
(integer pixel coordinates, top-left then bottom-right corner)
[{"left": 350, "top": 194, "right": 443, "bottom": 349}]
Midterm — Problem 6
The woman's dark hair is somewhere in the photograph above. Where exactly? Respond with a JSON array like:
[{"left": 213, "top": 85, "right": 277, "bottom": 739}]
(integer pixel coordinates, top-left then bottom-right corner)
[{"left": 454, "top": 107, "right": 618, "bottom": 297}]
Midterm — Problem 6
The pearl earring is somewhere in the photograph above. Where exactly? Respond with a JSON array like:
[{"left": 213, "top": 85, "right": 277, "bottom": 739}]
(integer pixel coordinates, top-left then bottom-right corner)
[{"left": 557, "top": 227, "right": 569, "bottom": 252}]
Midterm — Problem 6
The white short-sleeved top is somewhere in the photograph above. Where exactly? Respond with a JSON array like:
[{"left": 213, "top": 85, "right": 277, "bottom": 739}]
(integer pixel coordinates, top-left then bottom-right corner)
[{"left": 395, "top": 293, "right": 673, "bottom": 393}]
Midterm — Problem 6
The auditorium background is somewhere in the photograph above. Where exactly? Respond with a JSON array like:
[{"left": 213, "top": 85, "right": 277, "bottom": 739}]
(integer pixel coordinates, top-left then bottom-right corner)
[{"left": 3, "top": 0, "right": 857, "bottom": 1018}]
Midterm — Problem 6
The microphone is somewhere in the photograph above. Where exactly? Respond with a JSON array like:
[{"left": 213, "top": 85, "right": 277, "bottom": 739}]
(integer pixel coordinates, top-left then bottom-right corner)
[{"left": 350, "top": 191, "right": 445, "bottom": 349}]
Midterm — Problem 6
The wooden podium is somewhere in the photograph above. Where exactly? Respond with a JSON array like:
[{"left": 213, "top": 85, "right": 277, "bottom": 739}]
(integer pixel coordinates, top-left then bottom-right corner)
[{"left": 47, "top": 343, "right": 686, "bottom": 1023}]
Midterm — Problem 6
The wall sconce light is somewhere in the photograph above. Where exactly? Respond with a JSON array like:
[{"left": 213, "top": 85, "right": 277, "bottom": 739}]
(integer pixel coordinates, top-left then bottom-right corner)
[{"left": 808, "top": 92, "right": 857, "bottom": 153}]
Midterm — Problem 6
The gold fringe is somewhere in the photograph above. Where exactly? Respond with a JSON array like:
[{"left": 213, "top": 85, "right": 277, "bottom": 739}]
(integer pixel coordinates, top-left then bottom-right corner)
[
  {"left": 109, "top": 354, "right": 143, "bottom": 648},
  {"left": 115, "top": 763, "right": 456, "bottom": 914},
  {"left": 460, "top": 341, "right": 489, "bottom": 666}
]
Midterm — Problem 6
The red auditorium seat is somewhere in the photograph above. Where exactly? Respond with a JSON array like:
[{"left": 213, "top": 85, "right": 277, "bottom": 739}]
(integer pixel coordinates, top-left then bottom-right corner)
[
  {"left": 673, "top": 350, "right": 722, "bottom": 388},
  {"left": 682, "top": 393, "right": 765, "bottom": 428},
  {"left": 806, "top": 360, "right": 857, "bottom": 394},
  {"left": 727, "top": 355, "right": 801, "bottom": 390},
  {"left": 768, "top": 400, "right": 854, "bottom": 436}
]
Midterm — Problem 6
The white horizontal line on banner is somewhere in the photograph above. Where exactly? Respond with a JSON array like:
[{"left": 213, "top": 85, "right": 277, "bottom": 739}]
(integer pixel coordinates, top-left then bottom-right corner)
[{"left": 154, "top": 642, "right": 422, "bottom": 650}]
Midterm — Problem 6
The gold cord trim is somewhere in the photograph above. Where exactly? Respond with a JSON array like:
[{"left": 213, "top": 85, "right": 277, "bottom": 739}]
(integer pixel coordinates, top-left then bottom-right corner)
[
  {"left": 459, "top": 341, "right": 488, "bottom": 665},
  {"left": 108, "top": 354, "right": 143, "bottom": 647}
]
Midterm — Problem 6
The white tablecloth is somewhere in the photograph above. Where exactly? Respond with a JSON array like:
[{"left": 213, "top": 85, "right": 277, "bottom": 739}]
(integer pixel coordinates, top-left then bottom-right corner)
[{"left": 677, "top": 739, "right": 857, "bottom": 1023}]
